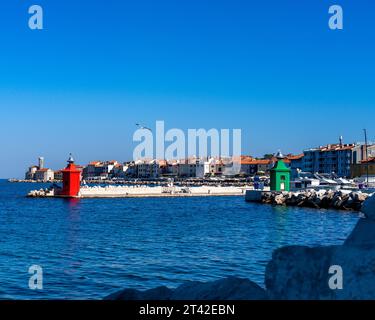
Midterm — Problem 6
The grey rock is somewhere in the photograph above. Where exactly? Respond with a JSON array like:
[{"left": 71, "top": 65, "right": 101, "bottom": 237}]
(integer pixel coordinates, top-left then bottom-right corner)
[
  {"left": 265, "top": 242, "right": 375, "bottom": 300},
  {"left": 274, "top": 194, "right": 286, "bottom": 205},
  {"left": 265, "top": 245, "right": 336, "bottom": 300},
  {"left": 344, "top": 218, "right": 375, "bottom": 248},
  {"left": 362, "top": 194, "right": 375, "bottom": 220},
  {"left": 105, "top": 277, "right": 267, "bottom": 300},
  {"left": 260, "top": 190, "right": 368, "bottom": 211},
  {"left": 105, "top": 286, "right": 173, "bottom": 300},
  {"left": 171, "top": 277, "right": 267, "bottom": 300}
]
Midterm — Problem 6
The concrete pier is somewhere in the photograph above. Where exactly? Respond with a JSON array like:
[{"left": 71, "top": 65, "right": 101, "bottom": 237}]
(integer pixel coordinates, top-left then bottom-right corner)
[
  {"left": 79, "top": 185, "right": 247, "bottom": 198},
  {"left": 28, "top": 185, "right": 250, "bottom": 198}
]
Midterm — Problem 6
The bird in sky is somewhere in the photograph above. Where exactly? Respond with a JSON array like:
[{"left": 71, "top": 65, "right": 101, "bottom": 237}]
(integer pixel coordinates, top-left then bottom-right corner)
[{"left": 136, "top": 123, "right": 152, "bottom": 132}]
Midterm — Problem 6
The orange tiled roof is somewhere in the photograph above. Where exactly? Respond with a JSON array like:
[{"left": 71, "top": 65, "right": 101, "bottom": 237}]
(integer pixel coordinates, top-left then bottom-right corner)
[
  {"left": 233, "top": 155, "right": 253, "bottom": 161},
  {"left": 240, "top": 159, "right": 272, "bottom": 165},
  {"left": 361, "top": 157, "right": 375, "bottom": 164},
  {"left": 89, "top": 161, "right": 101, "bottom": 166},
  {"left": 286, "top": 154, "right": 304, "bottom": 160},
  {"left": 319, "top": 144, "right": 355, "bottom": 152},
  {"left": 240, "top": 157, "right": 293, "bottom": 165}
]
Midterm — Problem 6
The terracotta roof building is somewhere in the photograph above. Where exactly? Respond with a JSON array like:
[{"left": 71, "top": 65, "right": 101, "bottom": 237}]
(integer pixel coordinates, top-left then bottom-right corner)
[
  {"left": 351, "top": 157, "right": 375, "bottom": 179},
  {"left": 302, "top": 140, "right": 358, "bottom": 177}
]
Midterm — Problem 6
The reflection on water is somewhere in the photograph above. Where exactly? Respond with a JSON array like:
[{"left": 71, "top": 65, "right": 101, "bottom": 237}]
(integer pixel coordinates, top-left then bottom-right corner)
[
  {"left": 63, "top": 198, "right": 81, "bottom": 214},
  {"left": 63, "top": 198, "right": 83, "bottom": 277},
  {"left": 271, "top": 206, "right": 289, "bottom": 246}
]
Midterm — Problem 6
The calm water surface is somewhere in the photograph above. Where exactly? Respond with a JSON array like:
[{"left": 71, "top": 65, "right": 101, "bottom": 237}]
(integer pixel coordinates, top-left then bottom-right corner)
[{"left": 0, "top": 180, "right": 360, "bottom": 299}]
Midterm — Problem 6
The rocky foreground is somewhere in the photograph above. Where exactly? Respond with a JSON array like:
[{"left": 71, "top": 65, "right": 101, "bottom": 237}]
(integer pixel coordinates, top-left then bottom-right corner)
[
  {"left": 261, "top": 189, "right": 371, "bottom": 211},
  {"left": 105, "top": 195, "right": 375, "bottom": 300},
  {"left": 105, "top": 277, "right": 267, "bottom": 300}
]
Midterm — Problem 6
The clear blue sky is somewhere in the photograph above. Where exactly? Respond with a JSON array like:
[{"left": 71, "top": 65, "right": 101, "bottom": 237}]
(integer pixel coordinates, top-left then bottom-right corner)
[{"left": 1, "top": 0, "right": 374, "bottom": 178}]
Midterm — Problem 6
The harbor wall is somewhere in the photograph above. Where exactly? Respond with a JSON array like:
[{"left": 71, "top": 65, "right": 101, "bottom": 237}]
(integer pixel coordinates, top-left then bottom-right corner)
[
  {"left": 79, "top": 185, "right": 247, "bottom": 198},
  {"left": 27, "top": 185, "right": 251, "bottom": 198},
  {"left": 246, "top": 189, "right": 372, "bottom": 211}
]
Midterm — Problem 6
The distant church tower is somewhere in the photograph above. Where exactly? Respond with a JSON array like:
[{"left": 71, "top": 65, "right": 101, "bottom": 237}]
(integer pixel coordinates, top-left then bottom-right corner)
[{"left": 38, "top": 157, "right": 45, "bottom": 169}]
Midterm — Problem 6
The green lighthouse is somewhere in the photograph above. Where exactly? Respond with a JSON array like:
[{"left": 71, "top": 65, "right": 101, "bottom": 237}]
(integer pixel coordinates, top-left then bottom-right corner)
[{"left": 270, "top": 151, "right": 291, "bottom": 192}]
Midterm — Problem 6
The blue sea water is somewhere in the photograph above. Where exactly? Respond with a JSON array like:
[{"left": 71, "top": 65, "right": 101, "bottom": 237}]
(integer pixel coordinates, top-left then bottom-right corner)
[{"left": 0, "top": 180, "right": 361, "bottom": 300}]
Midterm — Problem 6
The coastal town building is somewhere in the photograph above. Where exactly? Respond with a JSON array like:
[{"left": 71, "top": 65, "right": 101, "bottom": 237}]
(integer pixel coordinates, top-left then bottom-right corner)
[
  {"left": 177, "top": 159, "right": 204, "bottom": 178},
  {"left": 178, "top": 161, "right": 198, "bottom": 178},
  {"left": 34, "top": 168, "right": 54, "bottom": 181},
  {"left": 286, "top": 154, "right": 305, "bottom": 179},
  {"left": 238, "top": 155, "right": 300, "bottom": 177},
  {"left": 123, "top": 162, "right": 137, "bottom": 177},
  {"left": 158, "top": 160, "right": 169, "bottom": 176},
  {"left": 110, "top": 163, "right": 129, "bottom": 179},
  {"left": 352, "top": 144, "right": 375, "bottom": 163},
  {"left": 351, "top": 157, "right": 375, "bottom": 179},
  {"left": 204, "top": 158, "right": 226, "bottom": 176},
  {"left": 195, "top": 160, "right": 205, "bottom": 178},
  {"left": 135, "top": 159, "right": 159, "bottom": 179},
  {"left": 166, "top": 161, "right": 179, "bottom": 177},
  {"left": 25, "top": 157, "right": 55, "bottom": 181},
  {"left": 82, "top": 161, "right": 102, "bottom": 179},
  {"left": 239, "top": 158, "right": 271, "bottom": 176},
  {"left": 54, "top": 170, "right": 63, "bottom": 180},
  {"left": 302, "top": 143, "right": 354, "bottom": 177},
  {"left": 23, "top": 138, "right": 375, "bottom": 182},
  {"left": 300, "top": 140, "right": 375, "bottom": 178},
  {"left": 25, "top": 165, "right": 39, "bottom": 180},
  {"left": 82, "top": 161, "right": 119, "bottom": 180},
  {"left": 148, "top": 158, "right": 205, "bottom": 178}
]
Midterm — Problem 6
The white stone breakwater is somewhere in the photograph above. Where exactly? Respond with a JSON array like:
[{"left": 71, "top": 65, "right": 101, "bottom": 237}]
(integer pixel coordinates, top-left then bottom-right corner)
[
  {"left": 246, "top": 189, "right": 372, "bottom": 211},
  {"left": 79, "top": 185, "right": 248, "bottom": 198},
  {"left": 27, "top": 185, "right": 251, "bottom": 198}
]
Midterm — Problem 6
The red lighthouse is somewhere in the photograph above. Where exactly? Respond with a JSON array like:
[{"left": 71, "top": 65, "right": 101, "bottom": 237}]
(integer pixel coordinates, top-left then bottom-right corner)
[{"left": 60, "top": 154, "right": 81, "bottom": 198}]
